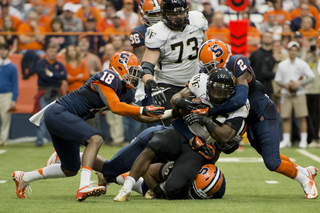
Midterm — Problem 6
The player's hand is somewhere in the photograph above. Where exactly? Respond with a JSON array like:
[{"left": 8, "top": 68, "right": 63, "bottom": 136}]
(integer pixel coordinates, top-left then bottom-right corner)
[
  {"left": 190, "top": 106, "right": 209, "bottom": 115},
  {"left": 183, "top": 113, "right": 208, "bottom": 126},
  {"left": 197, "top": 143, "right": 215, "bottom": 160},
  {"left": 142, "top": 105, "right": 165, "bottom": 117},
  {"left": 174, "top": 96, "right": 201, "bottom": 111},
  {"left": 190, "top": 136, "right": 206, "bottom": 150},
  {"left": 146, "top": 79, "right": 169, "bottom": 105}
]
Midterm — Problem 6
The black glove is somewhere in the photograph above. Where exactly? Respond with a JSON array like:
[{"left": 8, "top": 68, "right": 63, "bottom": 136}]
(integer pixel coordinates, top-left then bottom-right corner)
[
  {"left": 142, "top": 105, "right": 165, "bottom": 117},
  {"left": 146, "top": 79, "right": 169, "bottom": 106},
  {"left": 184, "top": 113, "right": 209, "bottom": 126},
  {"left": 174, "top": 96, "right": 200, "bottom": 111}
]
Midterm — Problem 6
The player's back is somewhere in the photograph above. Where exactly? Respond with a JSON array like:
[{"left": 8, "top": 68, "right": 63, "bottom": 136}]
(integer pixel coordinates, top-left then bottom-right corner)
[{"left": 226, "top": 55, "right": 271, "bottom": 123}]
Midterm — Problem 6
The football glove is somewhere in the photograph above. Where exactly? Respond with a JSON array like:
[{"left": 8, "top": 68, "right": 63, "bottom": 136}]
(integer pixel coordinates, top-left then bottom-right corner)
[
  {"left": 190, "top": 106, "right": 209, "bottom": 116},
  {"left": 146, "top": 79, "right": 169, "bottom": 106},
  {"left": 174, "top": 96, "right": 202, "bottom": 111},
  {"left": 190, "top": 136, "right": 215, "bottom": 161},
  {"left": 184, "top": 113, "right": 208, "bottom": 126},
  {"left": 142, "top": 105, "right": 165, "bottom": 117}
]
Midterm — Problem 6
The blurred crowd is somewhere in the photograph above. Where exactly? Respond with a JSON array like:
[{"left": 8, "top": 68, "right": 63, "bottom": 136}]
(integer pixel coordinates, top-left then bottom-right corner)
[{"left": 0, "top": 0, "right": 320, "bottom": 148}]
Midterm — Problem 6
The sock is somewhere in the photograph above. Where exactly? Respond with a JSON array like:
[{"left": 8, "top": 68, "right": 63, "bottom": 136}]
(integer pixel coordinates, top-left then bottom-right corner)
[
  {"left": 116, "top": 175, "right": 125, "bottom": 185},
  {"left": 283, "top": 133, "right": 290, "bottom": 142},
  {"left": 294, "top": 170, "right": 309, "bottom": 185},
  {"left": 132, "top": 177, "right": 144, "bottom": 195},
  {"left": 275, "top": 159, "right": 298, "bottom": 179},
  {"left": 122, "top": 176, "right": 136, "bottom": 192},
  {"left": 42, "top": 164, "right": 67, "bottom": 178},
  {"left": 279, "top": 154, "right": 308, "bottom": 177},
  {"left": 79, "top": 167, "right": 92, "bottom": 189},
  {"left": 300, "top": 133, "right": 307, "bottom": 143},
  {"left": 23, "top": 168, "right": 46, "bottom": 182}
]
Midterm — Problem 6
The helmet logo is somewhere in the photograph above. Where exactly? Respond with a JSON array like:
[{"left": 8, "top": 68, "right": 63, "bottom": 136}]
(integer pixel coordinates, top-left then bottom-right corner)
[
  {"left": 198, "top": 167, "right": 209, "bottom": 175},
  {"left": 118, "top": 52, "right": 130, "bottom": 64},
  {"left": 210, "top": 44, "right": 223, "bottom": 58}
]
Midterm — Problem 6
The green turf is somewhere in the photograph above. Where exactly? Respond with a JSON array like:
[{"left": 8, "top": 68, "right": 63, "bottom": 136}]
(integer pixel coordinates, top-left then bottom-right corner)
[{"left": 1, "top": 142, "right": 320, "bottom": 213}]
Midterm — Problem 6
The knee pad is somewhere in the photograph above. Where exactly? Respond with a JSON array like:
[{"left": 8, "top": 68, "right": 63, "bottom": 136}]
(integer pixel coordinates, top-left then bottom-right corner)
[{"left": 264, "top": 157, "right": 281, "bottom": 171}]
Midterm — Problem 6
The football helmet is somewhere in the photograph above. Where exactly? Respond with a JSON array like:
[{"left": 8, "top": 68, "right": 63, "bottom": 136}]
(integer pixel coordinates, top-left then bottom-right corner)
[
  {"left": 187, "top": 164, "right": 226, "bottom": 199},
  {"left": 207, "top": 68, "right": 236, "bottom": 106},
  {"left": 139, "top": 0, "right": 162, "bottom": 26},
  {"left": 198, "top": 39, "right": 231, "bottom": 74},
  {"left": 161, "top": 0, "right": 189, "bottom": 31},
  {"left": 110, "top": 51, "right": 142, "bottom": 89}
]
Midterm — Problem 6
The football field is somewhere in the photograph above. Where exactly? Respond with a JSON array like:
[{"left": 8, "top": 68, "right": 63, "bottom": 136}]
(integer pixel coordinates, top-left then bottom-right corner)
[{"left": 1, "top": 142, "right": 320, "bottom": 213}]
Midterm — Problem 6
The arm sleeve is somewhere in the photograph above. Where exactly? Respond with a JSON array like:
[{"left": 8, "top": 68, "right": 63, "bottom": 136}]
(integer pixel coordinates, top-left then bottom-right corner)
[
  {"left": 92, "top": 82, "right": 141, "bottom": 116},
  {"left": 208, "top": 84, "right": 248, "bottom": 117}
]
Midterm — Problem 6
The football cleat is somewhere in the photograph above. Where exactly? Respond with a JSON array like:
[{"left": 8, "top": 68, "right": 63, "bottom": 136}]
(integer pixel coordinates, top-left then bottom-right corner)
[
  {"left": 144, "top": 189, "right": 156, "bottom": 199},
  {"left": 46, "top": 150, "right": 60, "bottom": 166},
  {"left": 76, "top": 185, "right": 106, "bottom": 202},
  {"left": 306, "top": 166, "right": 318, "bottom": 180},
  {"left": 301, "top": 177, "right": 318, "bottom": 199},
  {"left": 12, "top": 171, "right": 31, "bottom": 199},
  {"left": 95, "top": 171, "right": 107, "bottom": 194},
  {"left": 114, "top": 188, "right": 131, "bottom": 202}
]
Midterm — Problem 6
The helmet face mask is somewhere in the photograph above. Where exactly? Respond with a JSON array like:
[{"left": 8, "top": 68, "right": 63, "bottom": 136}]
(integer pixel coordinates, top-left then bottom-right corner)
[
  {"left": 139, "top": 0, "right": 162, "bottom": 26},
  {"left": 207, "top": 68, "right": 235, "bottom": 106},
  {"left": 161, "top": 0, "right": 189, "bottom": 31},
  {"left": 110, "top": 51, "right": 142, "bottom": 90}
]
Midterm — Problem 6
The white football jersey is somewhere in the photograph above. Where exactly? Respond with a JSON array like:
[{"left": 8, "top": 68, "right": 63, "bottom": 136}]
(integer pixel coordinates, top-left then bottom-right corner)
[
  {"left": 187, "top": 73, "right": 250, "bottom": 145},
  {"left": 145, "top": 11, "right": 208, "bottom": 87}
]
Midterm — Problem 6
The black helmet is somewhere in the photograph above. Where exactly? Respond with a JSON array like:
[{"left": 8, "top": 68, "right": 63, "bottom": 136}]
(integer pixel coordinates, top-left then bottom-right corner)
[
  {"left": 207, "top": 68, "right": 236, "bottom": 106},
  {"left": 160, "top": 0, "right": 189, "bottom": 31}
]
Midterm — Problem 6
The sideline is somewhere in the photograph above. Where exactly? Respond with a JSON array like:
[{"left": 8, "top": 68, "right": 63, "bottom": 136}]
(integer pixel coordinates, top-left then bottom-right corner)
[{"left": 296, "top": 149, "right": 320, "bottom": 163}]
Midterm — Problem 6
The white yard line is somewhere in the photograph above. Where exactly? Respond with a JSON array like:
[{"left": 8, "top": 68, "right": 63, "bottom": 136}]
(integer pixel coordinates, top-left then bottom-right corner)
[
  {"left": 218, "top": 157, "right": 295, "bottom": 163},
  {"left": 0, "top": 150, "right": 7, "bottom": 155},
  {"left": 296, "top": 149, "right": 320, "bottom": 163}
]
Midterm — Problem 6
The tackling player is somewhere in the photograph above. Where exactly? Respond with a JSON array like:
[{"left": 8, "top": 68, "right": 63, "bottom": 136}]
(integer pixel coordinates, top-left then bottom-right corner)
[
  {"left": 140, "top": 0, "right": 208, "bottom": 125},
  {"left": 114, "top": 68, "right": 249, "bottom": 201},
  {"left": 198, "top": 39, "right": 318, "bottom": 199},
  {"left": 12, "top": 51, "right": 165, "bottom": 202}
]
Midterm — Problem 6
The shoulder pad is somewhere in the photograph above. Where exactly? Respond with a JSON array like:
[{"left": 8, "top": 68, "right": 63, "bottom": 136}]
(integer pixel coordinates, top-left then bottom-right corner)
[
  {"left": 95, "top": 70, "right": 122, "bottom": 91},
  {"left": 188, "top": 11, "right": 208, "bottom": 31},
  {"left": 227, "top": 55, "right": 250, "bottom": 78},
  {"left": 130, "top": 25, "right": 147, "bottom": 47},
  {"left": 145, "top": 22, "right": 169, "bottom": 49}
]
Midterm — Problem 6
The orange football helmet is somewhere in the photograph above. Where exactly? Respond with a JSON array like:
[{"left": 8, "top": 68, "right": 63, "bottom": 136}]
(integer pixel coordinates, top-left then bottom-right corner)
[
  {"left": 109, "top": 51, "right": 142, "bottom": 89},
  {"left": 187, "top": 164, "right": 226, "bottom": 199},
  {"left": 198, "top": 39, "right": 231, "bottom": 74},
  {"left": 139, "top": 0, "right": 162, "bottom": 26}
]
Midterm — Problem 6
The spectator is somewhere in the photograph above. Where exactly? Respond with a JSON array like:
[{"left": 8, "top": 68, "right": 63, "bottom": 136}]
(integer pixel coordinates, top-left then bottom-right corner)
[
  {"left": 65, "top": 0, "right": 80, "bottom": 3},
  {"left": 292, "top": 31, "right": 306, "bottom": 57},
  {"left": 49, "top": 0, "right": 66, "bottom": 18},
  {"left": 249, "top": 31, "right": 274, "bottom": 82},
  {"left": 263, "top": 0, "right": 291, "bottom": 26},
  {"left": 290, "top": 3, "right": 319, "bottom": 32},
  {"left": 0, "top": 43, "right": 18, "bottom": 147},
  {"left": 275, "top": 41, "right": 315, "bottom": 149},
  {"left": 261, "top": 40, "right": 287, "bottom": 105},
  {"left": 116, "top": 0, "right": 139, "bottom": 30},
  {"left": 0, "top": 0, "right": 22, "bottom": 20},
  {"left": 103, "top": 13, "right": 128, "bottom": 42},
  {"left": 281, "top": 21, "right": 292, "bottom": 48},
  {"left": 102, "top": 42, "right": 115, "bottom": 70},
  {"left": 301, "top": 36, "right": 320, "bottom": 148},
  {"left": 30, "top": 0, "right": 57, "bottom": 10},
  {"left": 17, "top": 11, "right": 46, "bottom": 55},
  {"left": 202, "top": 0, "right": 214, "bottom": 25},
  {"left": 260, "top": 13, "right": 282, "bottom": 40},
  {"left": 110, "top": 34, "right": 124, "bottom": 52},
  {"left": 64, "top": 44, "right": 90, "bottom": 92},
  {"left": 96, "top": 2, "right": 127, "bottom": 32},
  {"left": 207, "top": 11, "right": 230, "bottom": 44},
  {"left": 45, "top": 17, "right": 70, "bottom": 53},
  {"left": 122, "top": 37, "right": 133, "bottom": 52},
  {"left": 60, "top": 3, "right": 83, "bottom": 45},
  {"left": 83, "top": 17, "right": 105, "bottom": 58},
  {"left": 75, "top": 0, "right": 103, "bottom": 26},
  {"left": 10, "top": 0, "right": 26, "bottom": 14},
  {"left": 34, "top": 0, "right": 52, "bottom": 31},
  {"left": 299, "top": 16, "right": 317, "bottom": 38},
  {"left": 77, "top": 34, "right": 102, "bottom": 76},
  {"left": 291, "top": 0, "right": 320, "bottom": 20},
  {"left": 33, "top": 43, "right": 67, "bottom": 146},
  {"left": 0, "top": 0, "right": 21, "bottom": 30},
  {"left": 0, "top": 15, "right": 18, "bottom": 54}
]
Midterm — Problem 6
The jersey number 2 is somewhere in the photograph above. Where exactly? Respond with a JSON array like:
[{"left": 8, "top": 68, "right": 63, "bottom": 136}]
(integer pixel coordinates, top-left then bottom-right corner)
[
  {"left": 170, "top": 37, "right": 198, "bottom": 63},
  {"left": 237, "top": 59, "right": 247, "bottom": 71}
]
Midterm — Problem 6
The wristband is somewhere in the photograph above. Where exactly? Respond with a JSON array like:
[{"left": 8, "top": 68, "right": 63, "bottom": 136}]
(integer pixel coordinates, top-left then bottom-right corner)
[{"left": 204, "top": 119, "right": 217, "bottom": 133}]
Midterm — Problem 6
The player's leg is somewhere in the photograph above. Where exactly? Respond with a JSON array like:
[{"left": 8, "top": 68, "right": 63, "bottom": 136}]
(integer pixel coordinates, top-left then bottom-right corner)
[
  {"left": 249, "top": 103, "right": 317, "bottom": 199},
  {"left": 114, "top": 128, "right": 185, "bottom": 201}
]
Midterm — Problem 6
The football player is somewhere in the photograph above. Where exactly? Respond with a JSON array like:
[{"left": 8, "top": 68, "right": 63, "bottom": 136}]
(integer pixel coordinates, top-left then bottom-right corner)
[
  {"left": 12, "top": 51, "right": 165, "bottom": 202},
  {"left": 198, "top": 39, "right": 318, "bottom": 199},
  {"left": 140, "top": 0, "right": 208, "bottom": 125},
  {"left": 114, "top": 68, "right": 250, "bottom": 201}
]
